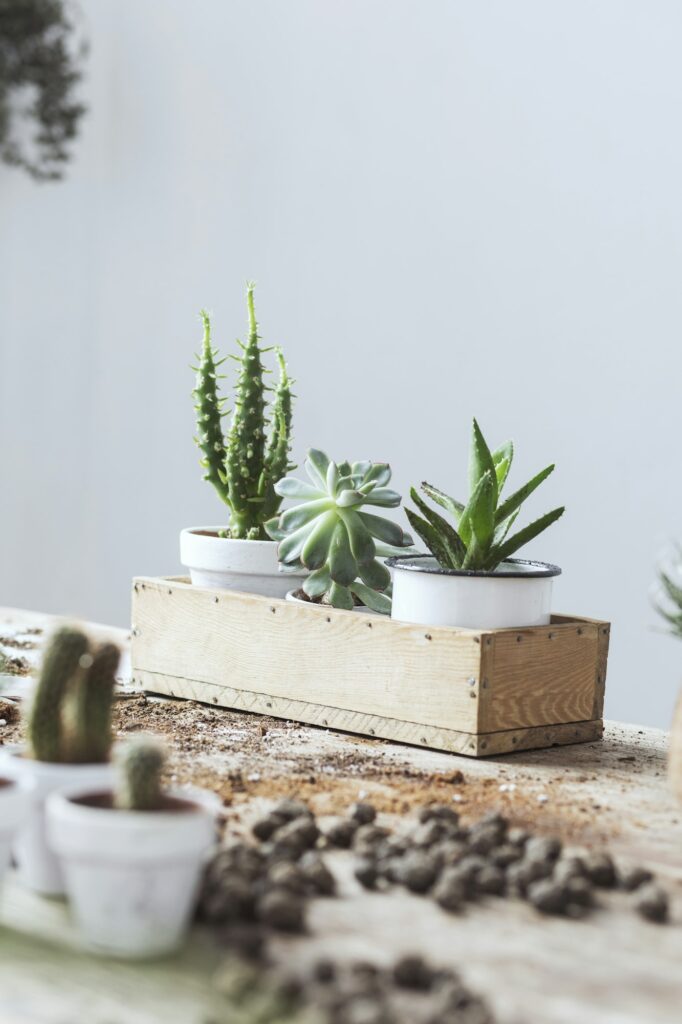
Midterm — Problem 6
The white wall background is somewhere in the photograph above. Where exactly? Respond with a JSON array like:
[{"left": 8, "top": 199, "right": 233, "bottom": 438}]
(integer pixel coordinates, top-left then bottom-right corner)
[{"left": 1, "top": 0, "right": 681, "bottom": 728}]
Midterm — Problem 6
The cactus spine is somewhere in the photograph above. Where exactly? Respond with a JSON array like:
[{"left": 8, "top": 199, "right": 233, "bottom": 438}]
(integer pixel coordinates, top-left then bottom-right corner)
[
  {"left": 114, "top": 737, "right": 165, "bottom": 811},
  {"left": 193, "top": 284, "right": 295, "bottom": 539},
  {"left": 28, "top": 626, "right": 89, "bottom": 763},
  {"left": 64, "top": 642, "right": 120, "bottom": 763},
  {"left": 27, "top": 627, "right": 118, "bottom": 764}
]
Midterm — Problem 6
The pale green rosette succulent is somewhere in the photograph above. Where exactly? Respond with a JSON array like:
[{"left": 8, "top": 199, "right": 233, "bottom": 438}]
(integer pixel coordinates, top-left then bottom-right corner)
[{"left": 266, "top": 449, "right": 413, "bottom": 613}]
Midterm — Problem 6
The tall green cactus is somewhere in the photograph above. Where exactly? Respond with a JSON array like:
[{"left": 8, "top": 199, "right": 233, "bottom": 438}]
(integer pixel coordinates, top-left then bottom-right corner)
[
  {"left": 28, "top": 627, "right": 89, "bottom": 762},
  {"left": 27, "top": 627, "right": 118, "bottom": 764},
  {"left": 64, "top": 642, "right": 120, "bottom": 764},
  {"left": 114, "top": 737, "right": 166, "bottom": 811},
  {"left": 193, "top": 284, "right": 295, "bottom": 539}
]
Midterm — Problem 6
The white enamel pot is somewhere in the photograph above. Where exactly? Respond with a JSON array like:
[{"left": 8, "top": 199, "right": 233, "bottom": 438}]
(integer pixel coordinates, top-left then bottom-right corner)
[
  {"left": 180, "top": 527, "right": 307, "bottom": 597},
  {"left": 47, "top": 786, "right": 219, "bottom": 958},
  {"left": 0, "top": 746, "right": 114, "bottom": 896},
  {"left": 0, "top": 777, "right": 33, "bottom": 885},
  {"left": 386, "top": 555, "right": 561, "bottom": 630},
  {"left": 285, "top": 589, "right": 378, "bottom": 615}
]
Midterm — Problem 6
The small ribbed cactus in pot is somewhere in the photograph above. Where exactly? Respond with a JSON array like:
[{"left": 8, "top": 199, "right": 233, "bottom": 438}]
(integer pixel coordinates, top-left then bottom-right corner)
[
  {"left": 266, "top": 449, "right": 413, "bottom": 612},
  {"left": 193, "top": 284, "right": 295, "bottom": 540},
  {"left": 114, "top": 737, "right": 166, "bottom": 811},
  {"left": 28, "top": 627, "right": 119, "bottom": 764}
]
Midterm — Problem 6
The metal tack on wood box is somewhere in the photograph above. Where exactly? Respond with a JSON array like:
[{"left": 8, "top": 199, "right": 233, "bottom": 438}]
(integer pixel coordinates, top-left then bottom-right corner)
[{"left": 130, "top": 576, "right": 609, "bottom": 758}]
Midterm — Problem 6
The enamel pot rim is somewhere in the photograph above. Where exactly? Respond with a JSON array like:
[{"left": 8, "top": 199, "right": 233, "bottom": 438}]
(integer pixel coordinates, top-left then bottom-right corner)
[{"left": 384, "top": 554, "right": 562, "bottom": 580}]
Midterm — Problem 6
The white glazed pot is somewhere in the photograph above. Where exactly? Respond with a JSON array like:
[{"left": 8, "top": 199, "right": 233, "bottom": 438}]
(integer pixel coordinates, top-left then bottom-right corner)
[
  {"left": 47, "top": 786, "right": 218, "bottom": 958},
  {"left": 387, "top": 555, "right": 561, "bottom": 630},
  {"left": 285, "top": 589, "right": 377, "bottom": 616},
  {"left": 0, "top": 777, "right": 32, "bottom": 884},
  {"left": 0, "top": 746, "right": 114, "bottom": 895},
  {"left": 180, "top": 527, "right": 307, "bottom": 597}
]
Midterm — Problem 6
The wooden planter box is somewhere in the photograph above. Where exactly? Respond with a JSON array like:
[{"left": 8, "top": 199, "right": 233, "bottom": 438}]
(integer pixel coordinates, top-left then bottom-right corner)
[{"left": 130, "top": 576, "right": 610, "bottom": 758}]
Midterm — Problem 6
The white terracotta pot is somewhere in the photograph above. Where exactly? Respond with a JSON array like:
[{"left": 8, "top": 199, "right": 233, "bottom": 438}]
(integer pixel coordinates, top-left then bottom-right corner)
[
  {"left": 285, "top": 589, "right": 377, "bottom": 615},
  {"left": 387, "top": 555, "right": 561, "bottom": 630},
  {"left": 0, "top": 746, "right": 114, "bottom": 896},
  {"left": 47, "top": 786, "right": 218, "bottom": 958},
  {"left": 0, "top": 777, "right": 32, "bottom": 884},
  {"left": 180, "top": 526, "right": 307, "bottom": 597}
]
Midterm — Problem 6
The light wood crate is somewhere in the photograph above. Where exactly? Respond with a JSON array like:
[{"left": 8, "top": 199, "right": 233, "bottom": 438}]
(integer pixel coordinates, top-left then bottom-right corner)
[{"left": 130, "top": 576, "right": 610, "bottom": 758}]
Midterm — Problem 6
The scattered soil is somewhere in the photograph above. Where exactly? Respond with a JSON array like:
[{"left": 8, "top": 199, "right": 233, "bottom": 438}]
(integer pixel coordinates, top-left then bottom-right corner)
[{"left": 0, "top": 651, "right": 31, "bottom": 676}]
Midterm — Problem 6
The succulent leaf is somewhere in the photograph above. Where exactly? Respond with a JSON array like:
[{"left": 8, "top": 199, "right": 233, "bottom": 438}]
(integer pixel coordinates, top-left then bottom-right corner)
[
  {"left": 279, "top": 498, "right": 332, "bottom": 533},
  {"left": 328, "top": 522, "right": 359, "bottom": 585},
  {"left": 306, "top": 449, "right": 331, "bottom": 489},
  {"left": 357, "top": 510, "right": 408, "bottom": 547},
  {"left": 409, "top": 487, "right": 466, "bottom": 567},
  {"left": 492, "top": 440, "right": 514, "bottom": 492},
  {"left": 469, "top": 470, "right": 496, "bottom": 549},
  {"left": 275, "top": 477, "right": 323, "bottom": 500},
  {"left": 303, "top": 567, "right": 332, "bottom": 598},
  {"left": 350, "top": 582, "right": 391, "bottom": 615},
  {"left": 329, "top": 582, "right": 355, "bottom": 610},
  {"left": 301, "top": 510, "right": 338, "bottom": 569},
  {"left": 358, "top": 558, "right": 391, "bottom": 591},
  {"left": 362, "top": 487, "right": 401, "bottom": 508}
]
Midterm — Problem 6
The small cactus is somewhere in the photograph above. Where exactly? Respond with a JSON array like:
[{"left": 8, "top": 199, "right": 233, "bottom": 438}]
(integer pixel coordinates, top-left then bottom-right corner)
[
  {"left": 27, "top": 627, "right": 119, "bottom": 764},
  {"left": 28, "top": 626, "right": 89, "bottom": 762},
  {"left": 192, "top": 284, "right": 295, "bottom": 539},
  {"left": 114, "top": 737, "right": 166, "bottom": 811},
  {"left": 64, "top": 642, "right": 120, "bottom": 763}
]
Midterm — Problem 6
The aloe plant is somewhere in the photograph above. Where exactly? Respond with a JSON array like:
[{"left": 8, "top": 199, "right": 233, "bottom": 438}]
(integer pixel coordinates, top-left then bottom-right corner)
[
  {"left": 267, "top": 450, "right": 413, "bottom": 612},
  {"left": 654, "top": 547, "right": 682, "bottom": 639},
  {"left": 407, "top": 419, "right": 564, "bottom": 572},
  {"left": 193, "top": 284, "right": 295, "bottom": 539}
]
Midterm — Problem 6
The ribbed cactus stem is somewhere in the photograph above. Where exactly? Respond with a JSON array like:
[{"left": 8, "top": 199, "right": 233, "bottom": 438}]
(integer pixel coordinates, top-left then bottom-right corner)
[
  {"left": 114, "top": 737, "right": 166, "bottom": 811},
  {"left": 261, "top": 349, "right": 295, "bottom": 521},
  {"left": 65, "top": 642, "right": 119, "bottom": 764},
  {"left": 28, "top": 627, "right": 89, "bottom": 763},
  {"left": 225, "top": 283, "right": 269, "bottom": 538},
  {"left": 193, "top": 310, "right": 229, "bottom": 505}
]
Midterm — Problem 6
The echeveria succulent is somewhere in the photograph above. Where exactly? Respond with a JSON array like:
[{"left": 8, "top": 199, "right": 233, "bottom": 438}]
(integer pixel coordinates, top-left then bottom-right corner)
[
  {"left": 193, "top": 284, "right": 295, "bottom": 539},
  {"left": 407, "top": 419, "right": 564, "bottom": 572},
  {"left": 267, "top": 450, "right": 413, "bottom": 612}
]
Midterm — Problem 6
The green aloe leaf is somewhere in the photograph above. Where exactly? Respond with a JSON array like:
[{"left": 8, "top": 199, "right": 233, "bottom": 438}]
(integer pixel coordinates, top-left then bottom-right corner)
[
  {"left": 469, "top": 419, "right": 498, "bottom": 507},
  {"left": 275, "top": 477, "right": 323, "bottom": 501},
  {"left": 358, "top": 558, "right": 391, "bottom": 591},
  {"left": 469, "top": 470, "right": 495, "bottom": 549},
  {"left": 659, "top": 569, "right": 682, "bottom": 609},
  {"left": 420, "top": 482, "right": 464, "bottom": 521},
  {"left": 410, "top": 488, "right": 466, "bottom": 565},
  {"left": 339, "top": 509, "right": 376, "bottom": 565},
  {"left": 495, "top": 464, "right": 555, "bottom": 526},
  {"left": 405, "top": 509, "right": 459, "bottom": 570},
  {"left": 350, "top": 582, "right": 391, "bottom": 615},
  {"left": 492, "top": 440, "right": 513, "bottom": 492},
  {"left": 357, "top": 511, "right": 406, "bottom": 546},
  {"left": 329, "top": 582, "right": 355, "bottom": 610},
  {"left": 328, "top": 522, "right": 359, "bottom": 585},
  {"left": 306, "top": 449, "right": 330, "bottom": 489},
  {"left": 493, "top": 508, "right": 519, "bottom": 546},
  {"left": 301, "top": 510, "right": 338, "bottom": 569},
  {"left": 303, "top": 566, "right": 331, "bottom": 599},
  {"left": 491, "top": 506, "right": 565, "bottom": 565},
  {"left": 458, "top": 470, "right": 492, "bottom": 547},
  {"left": 279, "top": 498, "right": 332, "bottom": 533}
]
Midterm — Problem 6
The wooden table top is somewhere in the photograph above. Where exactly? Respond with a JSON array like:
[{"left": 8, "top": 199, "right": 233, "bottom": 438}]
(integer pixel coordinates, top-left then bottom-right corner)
[{"left": 0, "top": 607, "right": 680, "bottom": 1024}]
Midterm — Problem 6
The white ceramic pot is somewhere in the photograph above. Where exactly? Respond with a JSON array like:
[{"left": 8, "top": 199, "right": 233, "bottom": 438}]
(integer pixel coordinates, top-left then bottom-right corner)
[
  {"left": 285, "top": 589, "right": 377, "bottom": 615},
  {"left": 180, "top": 526, "right": 307, "bottom": 597},
  {"left": 387, "top": 555, "right": 561, "bottom": 630},
  {"left": 0, "top": 777, "right": 32, "bottom": 884},
  {"left": 0, "top": 746, "right": 114, "bottom": 895},
  {"left": 47, "top": 786, "right": 218, "bottom": 959}
]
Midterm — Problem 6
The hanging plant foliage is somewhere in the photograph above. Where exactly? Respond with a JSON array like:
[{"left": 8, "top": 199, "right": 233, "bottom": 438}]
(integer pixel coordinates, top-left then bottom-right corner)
[{"left": 0, "top": 0, "right": 87, "bottom": 181}]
